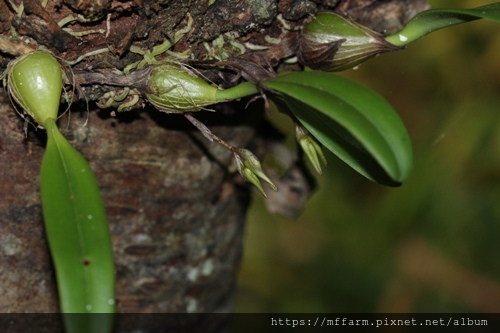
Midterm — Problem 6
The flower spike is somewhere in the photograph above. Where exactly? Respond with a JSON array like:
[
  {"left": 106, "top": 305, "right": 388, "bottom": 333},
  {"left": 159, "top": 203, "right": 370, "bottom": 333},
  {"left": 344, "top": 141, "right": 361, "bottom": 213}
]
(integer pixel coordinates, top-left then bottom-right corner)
[
  {"left": 234, "top": 148, "right": 277, "bottom": 197},
  {"left": 295, "top": 124, "right": 327, "bottom": 175}
]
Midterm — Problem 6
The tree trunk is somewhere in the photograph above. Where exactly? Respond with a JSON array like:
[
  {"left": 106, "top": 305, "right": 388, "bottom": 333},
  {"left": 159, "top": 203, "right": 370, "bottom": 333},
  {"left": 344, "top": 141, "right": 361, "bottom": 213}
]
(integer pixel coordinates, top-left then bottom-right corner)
[{"left": 0, "top": 0, "right": 429, "bottom": 331}]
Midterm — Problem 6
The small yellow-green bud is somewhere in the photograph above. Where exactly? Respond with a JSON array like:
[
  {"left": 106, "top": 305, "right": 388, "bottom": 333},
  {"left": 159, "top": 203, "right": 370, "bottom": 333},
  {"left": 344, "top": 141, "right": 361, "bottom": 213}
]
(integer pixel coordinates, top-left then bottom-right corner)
[
  {"left": 295, "top": 124, "right": 326, "bottom": 175},
  {"left": 234, "top": 148, "right": 277, "bottom": 197},
  {"left": 6, "top": 50, "right": 63, "bottom": 126},
  {"left": 298, "top": 11, "right": 401, "bottom": 71}
]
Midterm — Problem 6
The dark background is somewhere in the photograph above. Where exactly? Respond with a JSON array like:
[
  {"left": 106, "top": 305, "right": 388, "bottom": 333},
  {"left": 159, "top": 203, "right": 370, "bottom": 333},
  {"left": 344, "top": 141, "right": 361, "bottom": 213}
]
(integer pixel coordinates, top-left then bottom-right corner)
[{"left": 236, "top": 0, "right": 500, "bottom": 313}]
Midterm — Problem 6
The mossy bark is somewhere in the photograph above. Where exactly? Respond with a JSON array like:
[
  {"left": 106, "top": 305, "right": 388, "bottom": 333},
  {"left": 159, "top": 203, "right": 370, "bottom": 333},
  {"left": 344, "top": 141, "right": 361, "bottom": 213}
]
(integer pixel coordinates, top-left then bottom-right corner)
[{"left": 0, "top": 0, "right": 428, "bottom": 331}]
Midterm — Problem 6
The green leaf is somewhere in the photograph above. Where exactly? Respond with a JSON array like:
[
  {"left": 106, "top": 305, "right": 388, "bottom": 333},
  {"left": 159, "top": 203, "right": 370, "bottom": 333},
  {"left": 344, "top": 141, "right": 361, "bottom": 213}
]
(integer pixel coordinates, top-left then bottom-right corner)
[
  {"left": 263, "top": 71, "right": 412, "bottom": 186},
  {"left": 41, "top": 119, "right": 115, "bottom": 332},
  {"left": 385, "top": 3, "right": 500, "bottom": 46}
]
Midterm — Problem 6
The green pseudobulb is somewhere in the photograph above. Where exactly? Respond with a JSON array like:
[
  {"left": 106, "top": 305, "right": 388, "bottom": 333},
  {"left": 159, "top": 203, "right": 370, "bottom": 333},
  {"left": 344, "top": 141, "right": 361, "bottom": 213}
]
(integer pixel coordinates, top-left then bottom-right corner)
[{"left": 7, "top": 50, "right": 63, "bottom": 125}]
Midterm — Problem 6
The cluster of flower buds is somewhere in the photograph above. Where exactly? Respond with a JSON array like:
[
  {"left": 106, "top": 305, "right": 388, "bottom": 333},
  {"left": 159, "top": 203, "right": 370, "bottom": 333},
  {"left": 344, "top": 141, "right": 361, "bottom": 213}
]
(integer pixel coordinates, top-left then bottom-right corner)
[{"left": 233, "top": 148, "right": 277, "bottom": 197}]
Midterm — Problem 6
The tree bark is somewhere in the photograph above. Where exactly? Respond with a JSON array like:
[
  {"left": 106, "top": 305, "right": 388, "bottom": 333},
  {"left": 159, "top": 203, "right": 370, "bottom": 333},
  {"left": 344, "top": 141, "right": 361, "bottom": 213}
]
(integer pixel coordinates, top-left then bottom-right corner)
[{"left": 0, "top": 0, "right": 429, "bottom": 331}]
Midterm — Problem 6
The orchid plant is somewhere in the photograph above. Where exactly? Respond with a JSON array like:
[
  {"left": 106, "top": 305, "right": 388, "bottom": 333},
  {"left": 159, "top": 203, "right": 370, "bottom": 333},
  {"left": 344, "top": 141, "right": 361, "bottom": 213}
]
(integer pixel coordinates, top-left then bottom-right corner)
[{"left": 1, "top": 3, "right": 499, "bottom": 333}]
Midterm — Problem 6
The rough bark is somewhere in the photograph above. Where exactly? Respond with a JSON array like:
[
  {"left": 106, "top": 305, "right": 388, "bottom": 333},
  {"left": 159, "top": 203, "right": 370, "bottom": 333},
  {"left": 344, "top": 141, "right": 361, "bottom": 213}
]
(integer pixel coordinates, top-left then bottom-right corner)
[{"left": 0, "top": 0, "right": 429, "bottom": 331}]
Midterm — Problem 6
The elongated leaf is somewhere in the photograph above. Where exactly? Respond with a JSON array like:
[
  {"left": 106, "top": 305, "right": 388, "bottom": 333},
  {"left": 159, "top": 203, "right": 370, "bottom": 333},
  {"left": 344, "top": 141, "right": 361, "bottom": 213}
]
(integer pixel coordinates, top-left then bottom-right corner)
[
  {"left": 41, "top": 119, "right": 114, "bottom": 333},
  {"left": 263, "top": 71, "right": 412, "bottom": 185},
  {"left": 385, "top": 3, "right": 500, "bottom": 46}
]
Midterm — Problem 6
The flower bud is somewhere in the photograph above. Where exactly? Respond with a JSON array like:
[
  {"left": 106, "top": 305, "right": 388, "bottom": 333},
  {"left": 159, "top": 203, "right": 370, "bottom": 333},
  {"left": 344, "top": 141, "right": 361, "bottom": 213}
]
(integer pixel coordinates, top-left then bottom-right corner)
[
  {"left": 298, "top": 11, "right": 401, "bottom": 71},
  {"left": 146, "top": 63, "right": 219, "bottom": 113},
  {"left": 234, "top": 148, "right": 277, "bottom": 197},
  {"left": 6, "top": 50, "right": 63, "bottom": 126},
  {"left": 295, "top": 124, "right": 326, "bottom": 175}
]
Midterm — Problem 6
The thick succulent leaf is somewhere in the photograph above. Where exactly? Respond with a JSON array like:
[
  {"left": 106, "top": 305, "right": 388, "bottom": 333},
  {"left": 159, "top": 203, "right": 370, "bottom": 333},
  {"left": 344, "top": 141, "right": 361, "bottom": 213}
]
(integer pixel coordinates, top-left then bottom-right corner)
[
  {"left": 263, "top": 71, "right": 412, "bottom": 185},
  {"left": 386, "top": 3, "right": 500, "bottom": 46},
  {"left": 41, "top": 119, "right": 114, "bottom": 332}
]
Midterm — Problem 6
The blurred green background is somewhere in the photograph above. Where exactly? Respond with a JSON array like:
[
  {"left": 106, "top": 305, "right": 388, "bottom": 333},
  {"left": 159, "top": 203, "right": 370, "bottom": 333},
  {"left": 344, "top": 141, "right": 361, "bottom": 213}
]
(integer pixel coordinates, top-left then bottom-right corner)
[{"left": 235, "top": 0, "right": 500, "bottom": 313}]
